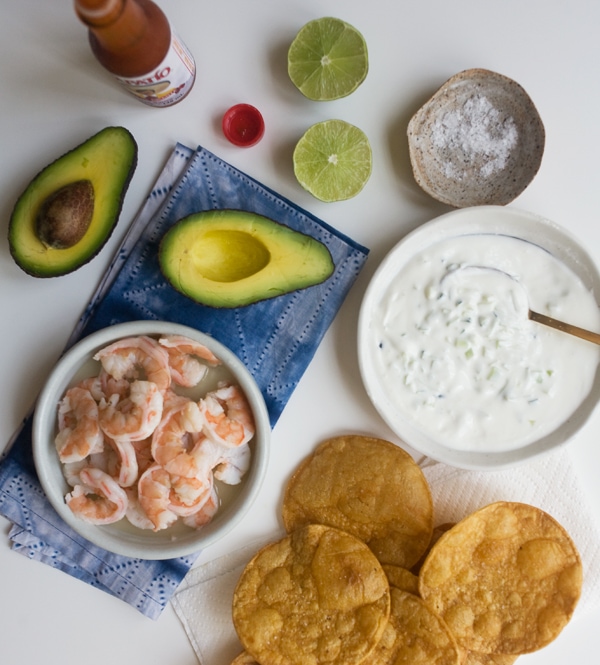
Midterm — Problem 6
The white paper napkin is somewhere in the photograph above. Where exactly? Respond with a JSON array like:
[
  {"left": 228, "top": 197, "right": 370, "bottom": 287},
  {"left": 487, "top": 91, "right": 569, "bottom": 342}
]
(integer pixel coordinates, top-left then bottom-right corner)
[
  {"left": 172, "top": 447, "right": 600, "bottom": 665},
  {"left": 172, "top": 535, "right": 281, "bottom": 665}
]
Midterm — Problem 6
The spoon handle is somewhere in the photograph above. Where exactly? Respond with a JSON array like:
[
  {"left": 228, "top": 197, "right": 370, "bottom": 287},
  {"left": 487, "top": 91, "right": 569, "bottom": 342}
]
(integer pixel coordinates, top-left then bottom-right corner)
[{"left": 529, "top": 310, "right": 600, "bottom": 346}]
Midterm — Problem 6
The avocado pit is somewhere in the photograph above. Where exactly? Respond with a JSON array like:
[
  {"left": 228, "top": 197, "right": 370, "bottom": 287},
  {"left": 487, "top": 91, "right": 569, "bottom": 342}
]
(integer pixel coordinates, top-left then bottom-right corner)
[{"left": 36, "top": 179, "right": 95, "bottom": 249}]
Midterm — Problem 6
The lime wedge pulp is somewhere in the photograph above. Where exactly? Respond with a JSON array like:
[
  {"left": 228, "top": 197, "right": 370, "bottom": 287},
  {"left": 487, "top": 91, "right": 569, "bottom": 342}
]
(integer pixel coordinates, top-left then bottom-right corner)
[
  {"left": 288, "top": 17, "right": 369, "bottom": 101},
  {"left": 293, "top": 119, "right": 372, "bottom": 202}
]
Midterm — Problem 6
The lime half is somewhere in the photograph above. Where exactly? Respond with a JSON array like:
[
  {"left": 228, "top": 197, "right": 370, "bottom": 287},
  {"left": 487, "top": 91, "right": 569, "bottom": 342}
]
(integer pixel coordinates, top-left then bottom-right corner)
[
  {"left": 288, "top": 17, "right": 368, "bottom": 101},
  {"left": 293, "top": 119, "right": 372, "bottom": 202}
]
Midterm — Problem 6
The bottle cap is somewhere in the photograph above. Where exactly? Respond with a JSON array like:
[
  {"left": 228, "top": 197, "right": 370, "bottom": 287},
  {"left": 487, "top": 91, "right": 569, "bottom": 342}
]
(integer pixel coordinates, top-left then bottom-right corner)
[
  {"left": 75, "top": 0, "right": 122, "bottom": 26},
  {"left": 222, "top": 104, "right": 265, "bottom": 147}
]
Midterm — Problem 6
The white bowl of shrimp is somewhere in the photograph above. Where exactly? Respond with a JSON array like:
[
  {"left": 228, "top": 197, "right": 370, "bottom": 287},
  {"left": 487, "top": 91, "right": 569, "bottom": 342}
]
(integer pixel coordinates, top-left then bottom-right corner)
[{"left": 32, "top": 320, "right": 270, "bottom": 560}]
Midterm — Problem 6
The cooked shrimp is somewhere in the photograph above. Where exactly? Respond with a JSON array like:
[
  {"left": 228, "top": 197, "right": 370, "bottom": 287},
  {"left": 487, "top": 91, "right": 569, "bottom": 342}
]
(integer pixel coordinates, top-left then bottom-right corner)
[
  {"left": 98, "top": 380, "right": 163, "bottom": 442},
  {"left": 75, "top": 375, "right": 105, "bottom": 402},
  {"left": 130, "top": 437, "right": 154, "bottom": 475},
  {"left": 214, "top": 443, "right": 251, "bottom": 485},
  {"left": 199, "top": 382, "right": 255, "bottom": 448},
  {"left": 169, "top": 472, "right": 213, "bottom": 517},
  {"left": 87, "top": 436, "right": 138, "bottom": 487},
  {"left": 75, "top": 372, "right": 130, "bottom": 408},
  {"left": 159, "top": 334, "right": 221, "bottom": 387},
  {"left": 53, "top": 336, "right": 252, "bottom": 533},
  {"left": 65, "top": 467, "right": 128, "bottom": 525},
  {"left": 183, "top": 483, "right": 219, "bottom": 529},
  {"left": 124, "top": 487, "right": 155, "bottom": 530},
  {"left": 105, "top": 437, "right": 139, "bottom": 487},
  {"left": 94, "top": 335, "right": 171, "bottom": 393},
  {"left": 99, "top": 370, "right": 131, "bottom": 399},
  {"left": 137, "top": 465, "right": 178, "bottom": 531},
  {"left": 151, "top": 395, "right": 204, "bottom": 477},
  {"left": 55, "top": 386, "right": 104, "bottom": 463},
  {"left": 62, "top": 459, "right": 89, "bottom": 487},
  {"left": 194, "top": 436, "right": 251, "bottom": 485}
]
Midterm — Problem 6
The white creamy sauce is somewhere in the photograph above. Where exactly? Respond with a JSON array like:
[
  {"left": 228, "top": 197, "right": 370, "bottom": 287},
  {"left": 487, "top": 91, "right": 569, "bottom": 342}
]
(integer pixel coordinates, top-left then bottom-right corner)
[{"left": 370, "top": 234, "right": 600, "bottom": 452}]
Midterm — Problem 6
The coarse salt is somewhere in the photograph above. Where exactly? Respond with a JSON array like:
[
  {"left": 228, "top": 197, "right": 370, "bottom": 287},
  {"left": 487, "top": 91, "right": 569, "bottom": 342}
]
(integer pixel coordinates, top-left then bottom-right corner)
[{"left": 432, "top": 94, "right": 518, "bottom": 180}]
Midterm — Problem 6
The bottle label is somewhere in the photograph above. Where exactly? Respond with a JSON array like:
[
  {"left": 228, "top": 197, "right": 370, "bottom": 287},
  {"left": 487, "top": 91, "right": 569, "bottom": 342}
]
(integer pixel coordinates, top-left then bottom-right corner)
[{"left": 114, "top": 30, "right": 195, "bottom": 107}]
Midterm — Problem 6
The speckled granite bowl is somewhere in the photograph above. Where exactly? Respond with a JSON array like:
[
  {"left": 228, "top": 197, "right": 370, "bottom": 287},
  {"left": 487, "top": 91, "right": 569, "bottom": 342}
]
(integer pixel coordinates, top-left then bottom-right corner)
[{"left": 407, "top": 69, "right": 545, "bottom": 207}]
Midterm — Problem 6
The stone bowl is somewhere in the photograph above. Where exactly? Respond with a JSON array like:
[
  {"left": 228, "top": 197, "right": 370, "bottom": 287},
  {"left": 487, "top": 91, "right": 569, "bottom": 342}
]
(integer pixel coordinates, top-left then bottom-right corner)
[{"left": 407, "top": 68, "right": 545, "bottom": 207}]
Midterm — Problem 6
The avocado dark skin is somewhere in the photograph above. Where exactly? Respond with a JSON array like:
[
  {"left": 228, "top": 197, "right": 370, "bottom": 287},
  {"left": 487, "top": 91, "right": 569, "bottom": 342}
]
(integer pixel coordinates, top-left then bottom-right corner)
[{"left": 8, "top": 126, "right": 137, "bottom": 278}]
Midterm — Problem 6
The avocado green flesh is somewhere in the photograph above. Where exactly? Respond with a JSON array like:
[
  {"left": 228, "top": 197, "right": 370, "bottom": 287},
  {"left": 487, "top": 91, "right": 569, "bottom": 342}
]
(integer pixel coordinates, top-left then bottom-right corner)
[
  {"left": 8, "top": 126, "right": 137, "bottom": 277},
  {"left": 159, "top": 210, "right": 335, "bottom": 308}
]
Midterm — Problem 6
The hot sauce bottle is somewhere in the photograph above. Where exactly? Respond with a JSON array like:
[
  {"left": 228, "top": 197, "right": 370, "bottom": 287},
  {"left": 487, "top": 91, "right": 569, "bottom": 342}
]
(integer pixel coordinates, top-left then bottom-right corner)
[{"left": 74, "top": 0, "right": 196, "bottom": 107}]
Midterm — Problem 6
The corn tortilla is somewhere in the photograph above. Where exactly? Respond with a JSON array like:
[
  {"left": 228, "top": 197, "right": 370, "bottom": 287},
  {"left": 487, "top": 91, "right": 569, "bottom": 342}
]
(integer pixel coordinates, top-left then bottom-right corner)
[
  {"left": 418, "top": 501, "right": 582, "bottom": 654},
  {"left": 232, "top": 524, "right": 391, "bottom": 665},
  {"left": 282, "top": 435, "right": 433, "bottom": 568}
]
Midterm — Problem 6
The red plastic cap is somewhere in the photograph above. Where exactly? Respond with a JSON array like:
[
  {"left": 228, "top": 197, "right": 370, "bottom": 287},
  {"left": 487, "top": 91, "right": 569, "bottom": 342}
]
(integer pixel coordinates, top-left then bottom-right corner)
[{"left": 222, "top": 104, "right": 265, "bottom": 147}]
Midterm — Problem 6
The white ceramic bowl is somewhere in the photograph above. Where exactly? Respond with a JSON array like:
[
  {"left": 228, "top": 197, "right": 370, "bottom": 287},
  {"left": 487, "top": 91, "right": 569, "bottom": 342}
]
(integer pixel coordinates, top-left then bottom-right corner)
[
  {"left": 32, "top": 320, "right": 270, "bottom": 559},
  {"left": 358, "top": 206, "right": 600, "bottom": 470}
]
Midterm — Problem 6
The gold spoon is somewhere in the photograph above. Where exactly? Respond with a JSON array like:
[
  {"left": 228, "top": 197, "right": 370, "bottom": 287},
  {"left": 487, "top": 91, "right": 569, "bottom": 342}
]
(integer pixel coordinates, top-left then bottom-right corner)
[
  {"left": 442, "top": 265, "right": 600, "bottom": 346},
  {"left": 527, "top": 310, "right": 600, "bottom": 345}
]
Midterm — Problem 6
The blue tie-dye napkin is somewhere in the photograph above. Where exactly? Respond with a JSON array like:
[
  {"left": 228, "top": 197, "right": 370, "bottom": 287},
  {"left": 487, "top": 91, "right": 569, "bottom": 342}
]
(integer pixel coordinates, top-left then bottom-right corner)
[{"left": 0, "top": 144, "right": 369, "bottom": 619}]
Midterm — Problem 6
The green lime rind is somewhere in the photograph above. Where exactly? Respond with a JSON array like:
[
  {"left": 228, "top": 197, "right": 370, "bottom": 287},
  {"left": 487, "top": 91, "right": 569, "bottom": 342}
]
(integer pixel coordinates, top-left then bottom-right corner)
[
  {"left": 293, "top": 119, "right": 372, "bottom": 202},
  {"left": 288, "top": 17, "right": 369, "bottom": 101}
]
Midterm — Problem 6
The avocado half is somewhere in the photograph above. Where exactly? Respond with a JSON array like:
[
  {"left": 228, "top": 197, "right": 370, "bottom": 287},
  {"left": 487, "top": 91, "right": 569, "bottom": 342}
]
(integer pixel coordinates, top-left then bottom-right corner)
[
  {"left": 159, "top": 210, "right": 335, "bottom": 308},
  {"left": 8, "top": 126, "right": 137, "bottom": 277}
]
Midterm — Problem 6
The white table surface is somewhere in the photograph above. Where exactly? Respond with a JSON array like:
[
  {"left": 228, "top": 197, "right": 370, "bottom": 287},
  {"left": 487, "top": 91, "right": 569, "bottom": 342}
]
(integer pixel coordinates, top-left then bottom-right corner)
[{"left": 1, "top": 1, "right": 599, "bottom": 663}]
